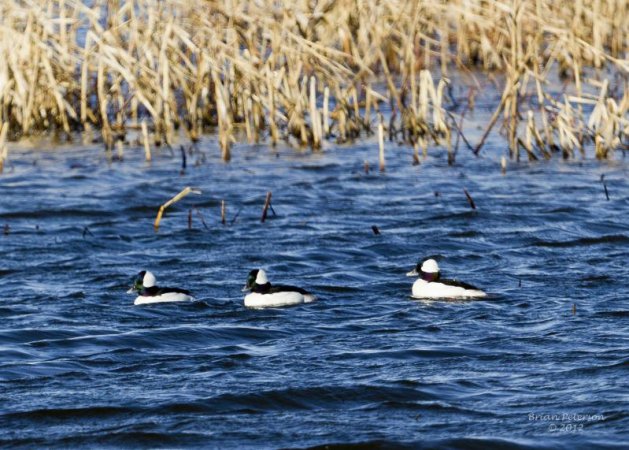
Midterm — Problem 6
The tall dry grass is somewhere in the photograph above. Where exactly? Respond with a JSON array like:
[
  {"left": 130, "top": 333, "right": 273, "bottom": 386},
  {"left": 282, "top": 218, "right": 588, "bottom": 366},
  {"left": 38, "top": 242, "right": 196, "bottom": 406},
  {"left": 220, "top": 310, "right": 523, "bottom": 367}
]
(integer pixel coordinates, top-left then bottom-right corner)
[{"left": 0, "top": 0, "right": 626, "bottom": 167}]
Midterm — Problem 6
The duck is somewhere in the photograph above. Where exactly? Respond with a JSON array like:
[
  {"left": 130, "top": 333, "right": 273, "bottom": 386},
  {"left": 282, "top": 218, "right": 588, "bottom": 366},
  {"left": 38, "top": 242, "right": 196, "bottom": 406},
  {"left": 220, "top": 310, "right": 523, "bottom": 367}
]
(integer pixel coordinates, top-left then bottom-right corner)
[
  {"left": 406, "top": 258, "right": 486, "bottom": 299},
  {"left": 127, "top": 270, "right": 195, "bottom": 305},
  {"left": 242, "top": 269, "right": 316, "bottom": 308}
]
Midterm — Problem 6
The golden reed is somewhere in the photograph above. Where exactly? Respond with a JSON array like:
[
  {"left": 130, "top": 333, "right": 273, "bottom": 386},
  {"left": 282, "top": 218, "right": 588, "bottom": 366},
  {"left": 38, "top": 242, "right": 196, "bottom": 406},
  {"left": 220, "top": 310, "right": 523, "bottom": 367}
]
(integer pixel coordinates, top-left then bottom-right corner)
[{"left": 0, "top": 0, "right": 626, "bottom": 165}]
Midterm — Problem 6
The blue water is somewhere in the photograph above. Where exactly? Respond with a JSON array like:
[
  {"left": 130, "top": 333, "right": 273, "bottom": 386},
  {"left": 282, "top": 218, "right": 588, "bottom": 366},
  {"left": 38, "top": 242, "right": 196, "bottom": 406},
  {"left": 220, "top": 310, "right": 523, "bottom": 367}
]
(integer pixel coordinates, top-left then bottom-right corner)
[{"left": 0, "top": 142, "right": 627, "bottom": 449}]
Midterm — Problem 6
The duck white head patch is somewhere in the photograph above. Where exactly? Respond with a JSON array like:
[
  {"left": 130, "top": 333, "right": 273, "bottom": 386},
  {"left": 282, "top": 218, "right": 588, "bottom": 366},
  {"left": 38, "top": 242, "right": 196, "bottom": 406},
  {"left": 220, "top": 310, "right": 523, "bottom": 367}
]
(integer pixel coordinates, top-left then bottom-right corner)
[
  {"left": 256, "top": 269, "right": 269, "bottom": 285},
  {"left": 421, "top": 259, "right": 440, "bottom": 274},
  {"left": 143, "top": 271, "right": 157, "bottom": 288}
]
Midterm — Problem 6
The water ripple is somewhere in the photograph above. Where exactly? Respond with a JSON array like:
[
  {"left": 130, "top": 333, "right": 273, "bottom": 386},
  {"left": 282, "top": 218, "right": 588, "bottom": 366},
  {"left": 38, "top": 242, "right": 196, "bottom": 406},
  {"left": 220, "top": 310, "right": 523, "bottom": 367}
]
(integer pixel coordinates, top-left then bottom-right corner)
[{"left": 0, "top": 146, "right": 626, "bottom": 447}]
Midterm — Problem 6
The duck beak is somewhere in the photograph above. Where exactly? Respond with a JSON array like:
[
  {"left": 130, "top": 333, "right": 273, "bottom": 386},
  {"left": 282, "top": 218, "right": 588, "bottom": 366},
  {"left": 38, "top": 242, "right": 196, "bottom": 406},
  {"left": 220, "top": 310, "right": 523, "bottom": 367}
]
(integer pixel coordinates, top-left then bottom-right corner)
[
  {"left": 406, "top": 268, "right": 418, "bottom": 277},
  {"left": 126, "top": 286, "right": 136, "bottom": 294},
  {"left": 242, "top": 284, "right": 251, "bottom": 292}
]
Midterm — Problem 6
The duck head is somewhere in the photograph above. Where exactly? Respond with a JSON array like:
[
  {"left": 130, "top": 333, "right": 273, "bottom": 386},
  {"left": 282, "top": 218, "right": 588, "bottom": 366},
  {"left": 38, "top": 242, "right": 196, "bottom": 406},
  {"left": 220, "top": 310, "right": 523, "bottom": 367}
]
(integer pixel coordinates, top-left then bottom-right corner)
[
  {"left": 406, "top": 259, "right": 441, "bottom": 282},
  {"left": 242, "top": 269, "right": 269, "bottom": 292},
  {"left": 127, "top": 270, "right": 157, "bottom": 293}
]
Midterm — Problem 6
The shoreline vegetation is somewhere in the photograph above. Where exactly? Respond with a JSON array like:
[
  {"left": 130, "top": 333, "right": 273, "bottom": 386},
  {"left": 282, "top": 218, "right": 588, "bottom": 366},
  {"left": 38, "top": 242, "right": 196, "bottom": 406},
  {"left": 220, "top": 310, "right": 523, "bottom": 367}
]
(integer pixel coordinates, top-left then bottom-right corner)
[{"left": 0, "top": 0, "right": 627, "bottom": 172}]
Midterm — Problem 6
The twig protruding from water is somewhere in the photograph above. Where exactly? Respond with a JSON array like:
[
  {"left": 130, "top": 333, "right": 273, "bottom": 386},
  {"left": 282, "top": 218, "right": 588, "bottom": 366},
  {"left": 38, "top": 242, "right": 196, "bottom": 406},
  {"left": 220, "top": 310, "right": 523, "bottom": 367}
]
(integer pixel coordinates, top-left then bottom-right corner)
[
  {"left": 261, "top": 191, "right": 272, "bottom": 223},
  {"left": 141, "top": 121, "right": 151, "bottom": 162},
  {"left": 116, "top": 139, "right": 124, "bottom": 161},
  {"left": 464, "top": 189, "right": 476, "bottom": 209},
  {"left": 0, "top": 122, "right": 8, "bottom": 174},
  {"left": 378, "top": 114, "right": 385, "bottom": 172},
  {"left": 371, "top": 225, "right": 381, "bottom": 235},
  {"left": 180, "top": 145, "right": 187, "bottom": 173},
  {"left": 82, "top": 226, "right": 94, "bottom": 238},
  {"left": 194, "top": 208, "right": 210, "bottom": 230},
  {"left": 600, "top": 175, "right": 610, "bottom": 200},
  {"left": 154, "top": 186, "right": 202, "bottom": 232},
  {"left": 231, "top": 206, "right": 243, "bottom": 226}
]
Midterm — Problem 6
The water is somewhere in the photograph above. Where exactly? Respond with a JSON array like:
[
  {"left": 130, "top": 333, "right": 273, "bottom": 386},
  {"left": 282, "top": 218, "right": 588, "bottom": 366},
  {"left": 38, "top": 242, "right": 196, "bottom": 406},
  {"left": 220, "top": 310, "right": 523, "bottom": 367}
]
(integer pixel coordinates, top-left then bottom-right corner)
[{"left": 0, "top": 141, "right": 627, "bottom": 448}]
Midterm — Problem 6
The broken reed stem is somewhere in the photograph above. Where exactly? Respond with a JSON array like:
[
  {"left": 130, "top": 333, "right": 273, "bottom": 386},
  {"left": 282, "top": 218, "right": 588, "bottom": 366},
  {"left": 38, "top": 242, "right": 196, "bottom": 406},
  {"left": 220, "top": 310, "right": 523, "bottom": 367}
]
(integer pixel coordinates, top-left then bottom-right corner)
[
  {"left": 0, "top": 122, "right": 8, "bottom": 174},
  {"left": 309, "top": 76, "right": 321, "bottom": 149},
  {"left": 194, "top": 208, "right": 210, "bottom": 230},
  {"left": 474, "top": 79, "right": 518, "bottom": 155},
  {"left": 154, "top": 186, "right": 202, "bottom": 231},
  {"left": 412, "top": 142, "right": 420, "bottom": 165},
  {"left": 261, "top": 191, "right": 272, "bottom": 223},
  {"left": 221, "top": 200, "right": 226, "bottom": 224},
  {"left": 464, "top": 188, "right": 476, "bottom": 209},
  {"left": 180, "top": 145, "right": 187, "bottom": 172},
  {"left": 116, "top": 140, "right": 124, "bottom": 161},
  {"left": 378, "top": 114, "right": 385, "bottom": 172},
  {"left": 323, "top": 86, "right": 330, "bottom": 138},
  {"left": 602, "top": 181, "right": 610, "bottom": 200},
  {"left": 141, "top": 121, "right": 151, "bottom": 162}
]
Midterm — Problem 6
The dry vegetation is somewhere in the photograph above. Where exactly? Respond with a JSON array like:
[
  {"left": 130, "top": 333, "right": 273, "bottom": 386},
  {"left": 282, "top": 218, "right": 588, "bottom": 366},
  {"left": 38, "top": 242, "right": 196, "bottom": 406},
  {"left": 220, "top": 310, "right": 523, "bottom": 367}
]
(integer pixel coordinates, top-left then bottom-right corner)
[{"left": 0, "top": 0, "right": 627, "bottom": 171}]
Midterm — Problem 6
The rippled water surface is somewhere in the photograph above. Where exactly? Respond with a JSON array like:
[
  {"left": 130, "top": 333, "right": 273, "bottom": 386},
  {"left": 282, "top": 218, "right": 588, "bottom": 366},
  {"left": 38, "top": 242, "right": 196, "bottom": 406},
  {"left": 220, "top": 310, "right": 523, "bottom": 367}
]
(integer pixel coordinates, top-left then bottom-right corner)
[{"left": 0, "top": 141, "right": 627, "bottom": 449}]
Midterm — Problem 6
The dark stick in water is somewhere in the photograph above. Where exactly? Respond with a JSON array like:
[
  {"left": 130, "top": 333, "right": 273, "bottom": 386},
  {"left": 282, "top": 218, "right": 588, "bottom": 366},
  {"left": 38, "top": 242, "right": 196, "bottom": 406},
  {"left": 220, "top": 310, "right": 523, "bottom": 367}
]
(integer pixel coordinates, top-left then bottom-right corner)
[
  {"left": 464, "top": 189, "right": 476, "bottom": 209},
  {"left": 231, "top": 206, "right": 243, "bottom": 225},
  {"left": 261, "top": 191, "right": 272, "bottom": 222},
  {"left": 180, "top": 145, "right": 187, "bottom": 172},
  {"left": 194, "top": 208, "right": 210, "bottom": 230}
]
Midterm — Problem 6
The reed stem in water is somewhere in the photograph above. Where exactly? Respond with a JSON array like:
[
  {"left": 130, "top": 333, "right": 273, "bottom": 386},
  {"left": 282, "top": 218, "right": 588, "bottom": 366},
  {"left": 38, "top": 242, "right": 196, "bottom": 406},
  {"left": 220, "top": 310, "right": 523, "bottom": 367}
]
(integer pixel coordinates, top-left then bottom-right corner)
[
  {"left": 154, "top": 186, "right": 202, "bottom": 232},
  {"left": 378, "top": 114, "right": 385, "bottom": 172},
  {"left": 261, "top": 192, "right": 272, "bottom": 223}
]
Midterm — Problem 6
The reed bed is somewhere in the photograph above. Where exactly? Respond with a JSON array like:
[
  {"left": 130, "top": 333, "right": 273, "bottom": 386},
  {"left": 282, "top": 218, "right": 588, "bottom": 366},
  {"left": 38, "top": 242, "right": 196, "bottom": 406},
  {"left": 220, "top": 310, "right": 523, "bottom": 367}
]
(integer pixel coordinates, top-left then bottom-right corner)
[{"left": 0, "top": 0, "right": 626, "bottom": 167}]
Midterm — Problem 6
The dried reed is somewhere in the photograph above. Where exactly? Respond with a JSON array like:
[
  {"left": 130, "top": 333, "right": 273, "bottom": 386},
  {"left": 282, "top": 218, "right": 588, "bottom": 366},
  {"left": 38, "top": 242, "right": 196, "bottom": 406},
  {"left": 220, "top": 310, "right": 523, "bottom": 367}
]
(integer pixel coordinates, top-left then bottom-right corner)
[
  {"left": 154, "top": 186, "right": 202, "bottom": 231},
  {"left": 0, "top": 0, "right": 625, "bottom": 165}
]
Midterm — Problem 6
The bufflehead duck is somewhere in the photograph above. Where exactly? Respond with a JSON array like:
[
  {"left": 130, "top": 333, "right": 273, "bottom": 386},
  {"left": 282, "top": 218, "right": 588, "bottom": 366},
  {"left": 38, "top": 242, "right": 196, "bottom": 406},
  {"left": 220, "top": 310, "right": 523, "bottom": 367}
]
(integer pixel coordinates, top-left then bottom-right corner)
[
  {"left": 242, "top": 269, "right": 316, "bottom": 308},
  {"left": 406, "top": 259, "right": 486, "bottom": 299},
  {"left": 127, "top": 270, "right": 195, "bottom": 305}
]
